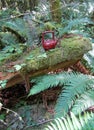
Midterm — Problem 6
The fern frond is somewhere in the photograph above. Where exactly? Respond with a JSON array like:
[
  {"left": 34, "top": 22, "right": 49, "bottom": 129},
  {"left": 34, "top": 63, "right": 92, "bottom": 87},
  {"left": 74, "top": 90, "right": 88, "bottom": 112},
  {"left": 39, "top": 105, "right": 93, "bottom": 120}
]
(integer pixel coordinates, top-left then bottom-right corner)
[
  {"left": 29, "top": 73, "right": 62, "bottom": 96},
  {"left": 29, "top": 72, "right": 78, "bottom": 96},
  {"left": 2, "top": 17, "right": 39, "bottom": 46},
  {"left": 2, "top": 18, "right": 26, "bottom": 41},
  {"left": 44, "top": 112, "right": 94, "bottom": 130},
  {"left": 55, "top": 73, "right": 94, "bottom": 117},
  {"left": 59, "top": 18, "right": 93, "bottom": 36},
  {"left": 72, "top": 89, "right": 94, "bottom": 115},
  {"left": 25, "top": 16, "right": 39, "bottom": 46},
  {"left": 0, "top": 32, "right": 18, "bottom": 46},
  {"left": 0, "top": 9, "right": 12, "bottom": 31},
  {"left": 29, "top": 72, "right": 94, "bottom": 118}
]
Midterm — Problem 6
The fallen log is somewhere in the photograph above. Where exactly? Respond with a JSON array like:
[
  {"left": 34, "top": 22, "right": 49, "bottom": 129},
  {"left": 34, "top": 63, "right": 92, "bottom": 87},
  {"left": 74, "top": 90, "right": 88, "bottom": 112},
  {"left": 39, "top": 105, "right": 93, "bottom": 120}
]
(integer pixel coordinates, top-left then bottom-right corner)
[{"left": 0, "top": 36, "right": 92, "bottom": 91}]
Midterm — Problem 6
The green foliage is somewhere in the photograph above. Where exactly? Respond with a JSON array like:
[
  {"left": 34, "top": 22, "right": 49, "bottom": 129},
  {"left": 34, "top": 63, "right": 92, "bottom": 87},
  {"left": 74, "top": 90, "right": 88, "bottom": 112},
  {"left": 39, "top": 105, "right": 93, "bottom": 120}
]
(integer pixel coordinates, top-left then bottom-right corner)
[
  {"left": 55, "top": 72, "right": 94, "bottom": 117},
  {"left": 0, "top": 80, "right": 7, "bottom": 88},
  {"left": 71, "top": 89, "right": 94, "bottom": 114},
  {"left": 44, "top": 112, "right": 94, "bottom": 130},
  {"left": 29, "top": 72, "right": 94, "bottom": 118},
  {"left": 29, "top": 72, "right": 72, "bottom": 95},
  {"left": 3, "top": 18, "right": 26, "bottom": 39},
  {"left": 0, "top": 32, "right": 18, "bottom": 46},
  {"left": 0, "top": 13, "right": 36, "bottom": 64},
  {"left": 0, "top": 43, "right": 23, "bottom": 64},
  {"left": 29, "top": 74, "right": 56, "bottom": 95},
  {"left": 58, "top": 18, "right": 93, "bottom": 37},
  {"left": 0, "top": 113, "right": 6, "bottom": 120},
  {"left": 0, "top": 0, "right": 93, "bottom": 64},
  {"left": 58, "top": 1, "right": 94, "bottom": 42},
  {"left": 0, "top": 9, "right": 13, "bottom": 31},
  {"left": 14, "top": 63, "right": 26, "bottom": 71}
]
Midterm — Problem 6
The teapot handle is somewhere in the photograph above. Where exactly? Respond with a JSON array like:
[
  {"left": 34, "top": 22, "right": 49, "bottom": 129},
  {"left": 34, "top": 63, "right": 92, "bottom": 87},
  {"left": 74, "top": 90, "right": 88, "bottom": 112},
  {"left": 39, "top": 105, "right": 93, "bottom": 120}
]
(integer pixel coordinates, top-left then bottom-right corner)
[{"left": 42, "top": 31, "right": 55, "bottom": 44}]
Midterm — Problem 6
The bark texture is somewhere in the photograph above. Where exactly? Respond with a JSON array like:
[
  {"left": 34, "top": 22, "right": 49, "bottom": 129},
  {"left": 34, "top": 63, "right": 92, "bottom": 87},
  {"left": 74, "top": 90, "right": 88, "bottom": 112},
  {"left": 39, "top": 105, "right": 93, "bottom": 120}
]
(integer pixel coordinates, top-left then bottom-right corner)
[{"left": 49, "top": 0, "right": 62, "bottom": 23}]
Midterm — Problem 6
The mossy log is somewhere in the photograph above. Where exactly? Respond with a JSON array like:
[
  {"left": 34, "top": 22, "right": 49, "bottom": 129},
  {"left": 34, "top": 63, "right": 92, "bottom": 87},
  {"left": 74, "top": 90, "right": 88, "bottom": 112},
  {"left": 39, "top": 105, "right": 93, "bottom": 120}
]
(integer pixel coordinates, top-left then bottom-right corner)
[{"left": 0, "top": 36, "right": 92, "bottom": 91}]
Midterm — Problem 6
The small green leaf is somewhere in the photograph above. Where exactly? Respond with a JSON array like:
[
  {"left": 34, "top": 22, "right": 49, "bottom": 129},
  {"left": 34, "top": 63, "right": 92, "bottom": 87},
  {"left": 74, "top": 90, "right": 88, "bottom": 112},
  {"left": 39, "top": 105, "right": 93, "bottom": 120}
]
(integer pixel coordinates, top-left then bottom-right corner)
[
  {"left": 37, "top": 53, "right": 47, "bottom": 58},
  {"left": 0, "top": 114, "right": 5, "bottom": 120},
  {"left": 14, "top": 64, "right": 22, "bottom": 71},
  {"left": 0, "top": 80, "right": 7, "bottom": 88},
  {"left": 6, "top": 69, "right": 15, "bottom": 73},
  {"left": 14, "top": 64, "right": 26, "bottom": 71}
]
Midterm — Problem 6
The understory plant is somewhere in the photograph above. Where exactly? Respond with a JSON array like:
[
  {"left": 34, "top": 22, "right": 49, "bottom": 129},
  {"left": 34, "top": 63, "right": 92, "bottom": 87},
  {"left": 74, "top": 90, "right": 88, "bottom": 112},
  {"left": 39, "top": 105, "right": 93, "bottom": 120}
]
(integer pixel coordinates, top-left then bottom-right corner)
[
  {"left": 44, "top": 112, "right": 94, "bottom": 130},
  {"left": 29, "top": 72, "right": 94, "bottom": 116}
]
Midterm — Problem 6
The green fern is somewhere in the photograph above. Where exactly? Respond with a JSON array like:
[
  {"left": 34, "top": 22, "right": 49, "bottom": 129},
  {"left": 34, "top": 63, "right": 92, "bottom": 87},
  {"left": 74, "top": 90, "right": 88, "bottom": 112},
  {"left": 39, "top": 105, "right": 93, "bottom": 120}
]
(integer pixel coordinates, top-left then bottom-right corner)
[
  {"left": 2, "top": 18, "right": 26, "bottom": 42},
  {"left": 0, "top": 32, "right": 18, "bottom": 46},
  {"left": 58, "top": 18, "right": 93, "bottom": 37},
  {"left": 58, "top": 1, "right": 94, "bottom": 39},
  {"left": 29, "top": 72, "right": 77, "bottom": 96},
  {"left": 55, "top": 73, "right": 94, "bottom": 117},
  {"left": 72, "top": 89, "right": 94, "bottom": 115},
  {"left": 29, "top": 72, "right": 94, "bottom": 118},
  {"left": 0, "top": 32, "right": 23, "bottom": 63},
  {"left": 29, "top": 73, "right": 61, "bottom": 96},
  {"left": 0, "top": 9, "right": 12, "bottom": 31},
  {"left": 2, "top": 17, "right": 39, "bottom": 46},
  {"left": 25, "top": 15, "right": 39, "bottom": 46},
  {"left": 44, "top": 112, "right": 94, "bottom": 130}
]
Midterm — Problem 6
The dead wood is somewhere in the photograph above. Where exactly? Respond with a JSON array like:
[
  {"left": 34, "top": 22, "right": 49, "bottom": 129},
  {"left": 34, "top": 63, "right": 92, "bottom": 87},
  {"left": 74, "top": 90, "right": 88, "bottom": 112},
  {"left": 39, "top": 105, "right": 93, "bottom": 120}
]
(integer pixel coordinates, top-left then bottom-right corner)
[{"left": 0, "top": 36, "right": 92, "bottom": 91}]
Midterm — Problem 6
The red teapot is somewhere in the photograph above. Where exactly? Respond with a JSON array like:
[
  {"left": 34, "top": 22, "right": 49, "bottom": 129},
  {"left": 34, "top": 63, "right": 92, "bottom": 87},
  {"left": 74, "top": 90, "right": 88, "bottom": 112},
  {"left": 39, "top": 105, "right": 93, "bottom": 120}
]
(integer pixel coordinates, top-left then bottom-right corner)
[{"left": 42, "top": 31, "right": 58, "bottom": 51}]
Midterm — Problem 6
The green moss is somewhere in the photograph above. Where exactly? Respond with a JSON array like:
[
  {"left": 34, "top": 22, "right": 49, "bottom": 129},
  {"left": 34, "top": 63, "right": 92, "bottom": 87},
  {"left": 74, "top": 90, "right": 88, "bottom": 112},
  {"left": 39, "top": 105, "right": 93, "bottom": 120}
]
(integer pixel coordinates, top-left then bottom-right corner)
[
  {"left": 19, "top": 36, "right": 92, "bottom": 74},
  {"left": 60, "top": 36, "right": 92, "bottom": 59}
]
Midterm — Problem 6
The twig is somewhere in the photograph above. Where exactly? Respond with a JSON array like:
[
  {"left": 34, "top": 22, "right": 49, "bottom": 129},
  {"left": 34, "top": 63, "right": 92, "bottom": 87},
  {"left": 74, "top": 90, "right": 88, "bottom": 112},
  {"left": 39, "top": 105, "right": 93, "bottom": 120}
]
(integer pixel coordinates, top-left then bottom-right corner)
[
  {"left": 0, "top": 13, "right": 30, "bottom": 22},
  {"left": 2, "top": 106, "right": 25, "bottom": 123},
  {"left": 24, "top": 118, "right": 54, "bottom": 129},
  {"left": 0, "top": 119, "right": 7, "bottom": 126}
]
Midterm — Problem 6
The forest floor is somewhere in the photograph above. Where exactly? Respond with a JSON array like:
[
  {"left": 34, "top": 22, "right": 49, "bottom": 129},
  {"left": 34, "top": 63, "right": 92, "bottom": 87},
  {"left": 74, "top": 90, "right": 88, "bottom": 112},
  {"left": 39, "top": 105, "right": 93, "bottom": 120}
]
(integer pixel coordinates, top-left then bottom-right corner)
[
  {"left": 0, "top": 60, "right": 90, "bottom": 130},
  {"left": 0, "top": 82, "right": 60, "bottom": 130}
]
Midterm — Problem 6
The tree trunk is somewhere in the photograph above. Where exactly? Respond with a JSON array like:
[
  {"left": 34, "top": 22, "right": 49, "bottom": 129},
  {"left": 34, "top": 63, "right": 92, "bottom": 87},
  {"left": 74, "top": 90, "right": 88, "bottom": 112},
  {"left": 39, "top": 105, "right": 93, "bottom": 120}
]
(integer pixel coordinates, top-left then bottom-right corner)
[
  {"left": 49, "top": 0, "right": 62, "bottom": 23},
  {"left": 29, "top": 0, "right": 39, "bottom": 11},
  {"left": 0, "top": 0, "right": 2, "bottom": 9},
  {"left": 1, "top": 0, "right": 7, "bottom": 8}
]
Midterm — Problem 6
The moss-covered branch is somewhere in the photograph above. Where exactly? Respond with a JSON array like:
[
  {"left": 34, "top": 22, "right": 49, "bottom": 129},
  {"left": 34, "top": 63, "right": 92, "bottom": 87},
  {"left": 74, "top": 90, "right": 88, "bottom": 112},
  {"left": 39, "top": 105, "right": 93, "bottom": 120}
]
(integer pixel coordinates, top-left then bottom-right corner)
[{"left": 0, "top": 36, "right": 92, "bottom": 91}]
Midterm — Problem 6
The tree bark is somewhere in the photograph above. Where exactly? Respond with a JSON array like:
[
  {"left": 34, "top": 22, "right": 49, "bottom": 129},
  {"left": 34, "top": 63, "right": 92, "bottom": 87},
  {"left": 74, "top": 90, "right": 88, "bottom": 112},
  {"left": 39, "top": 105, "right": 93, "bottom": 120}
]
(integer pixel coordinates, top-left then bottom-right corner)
[
  {"left": 1, "top": 0, "right": 7, "bottom": 8},
  {"left": 0, "top": 36, "right": 92, "bottom": 91},
  {"left": 29, "top": 0, "right": 39, "bottom": 11},
  {"left": 49, "top": 0, "right": 62, "bottom": 23}
]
